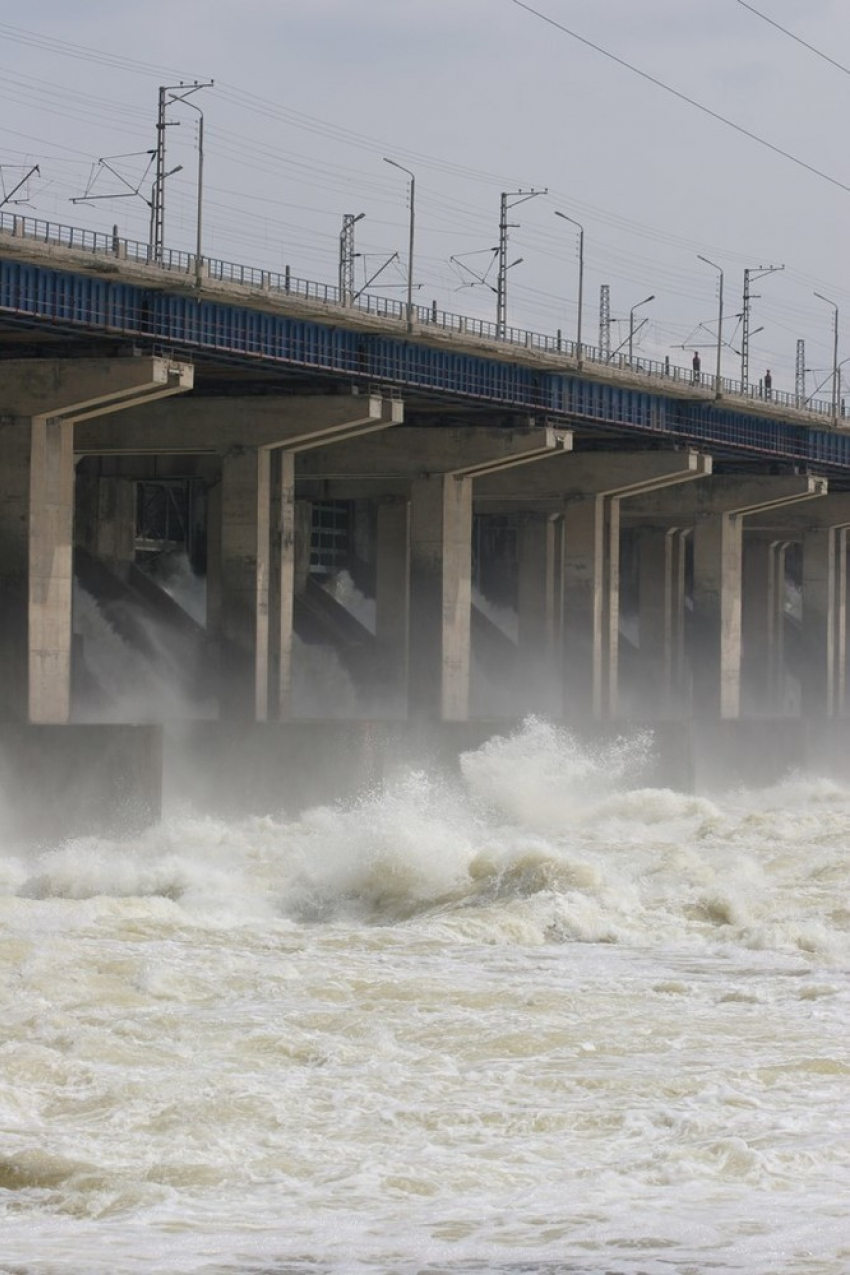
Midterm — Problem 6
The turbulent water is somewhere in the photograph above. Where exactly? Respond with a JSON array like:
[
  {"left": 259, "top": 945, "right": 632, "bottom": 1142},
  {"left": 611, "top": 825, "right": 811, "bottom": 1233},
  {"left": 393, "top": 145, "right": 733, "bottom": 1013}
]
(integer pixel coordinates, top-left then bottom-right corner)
[{"left": 1, "top": 718, "right": 850, "bottom": 1275}]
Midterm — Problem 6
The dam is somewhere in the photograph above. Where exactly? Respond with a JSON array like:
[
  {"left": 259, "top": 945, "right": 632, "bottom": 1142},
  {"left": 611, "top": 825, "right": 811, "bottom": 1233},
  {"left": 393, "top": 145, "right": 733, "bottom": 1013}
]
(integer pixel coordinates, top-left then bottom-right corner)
[{"left": 2, "top": 212, "right": 850, "bottom": 836}]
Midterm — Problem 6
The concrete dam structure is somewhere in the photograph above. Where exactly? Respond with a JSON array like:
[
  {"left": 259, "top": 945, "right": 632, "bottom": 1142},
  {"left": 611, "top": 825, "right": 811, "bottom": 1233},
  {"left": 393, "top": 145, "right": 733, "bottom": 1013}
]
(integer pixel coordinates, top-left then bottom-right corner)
[{"left": 2, "top": 216, "right": 850, "bottom": 835}]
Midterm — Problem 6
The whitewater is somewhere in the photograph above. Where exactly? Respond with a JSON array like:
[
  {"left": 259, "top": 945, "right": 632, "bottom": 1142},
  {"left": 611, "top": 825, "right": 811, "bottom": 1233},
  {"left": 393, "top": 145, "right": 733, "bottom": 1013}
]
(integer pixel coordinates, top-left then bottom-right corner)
[{"left": 1, "top": 717, "right": 849, "bottom": 1274}]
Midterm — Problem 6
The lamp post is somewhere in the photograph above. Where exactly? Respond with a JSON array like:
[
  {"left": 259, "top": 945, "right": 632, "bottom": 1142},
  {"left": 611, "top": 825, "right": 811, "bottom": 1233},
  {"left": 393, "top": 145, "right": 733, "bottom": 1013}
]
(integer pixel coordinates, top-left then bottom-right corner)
[
  {"left": 554, "top": 210, "right": 584, "bottom": 364},
  {"left": 697, "top": 254, "right": 724, "bottom": 397},
  {"left": 383, "top": 157, "right": 415, "bottom": 333},
  {"left": 814, "top": 291, "right": 839, "bottom": 424},
  {"left": 628, "top": 294, "right": 654, "bottom": 365}
]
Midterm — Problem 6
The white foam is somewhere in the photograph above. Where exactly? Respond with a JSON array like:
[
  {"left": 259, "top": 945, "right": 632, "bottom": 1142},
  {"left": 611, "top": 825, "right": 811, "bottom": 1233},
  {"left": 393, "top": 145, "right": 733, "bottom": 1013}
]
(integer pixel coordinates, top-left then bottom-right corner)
[{"left": 3, "top": 720, "right": 850, "bottom": 1273}]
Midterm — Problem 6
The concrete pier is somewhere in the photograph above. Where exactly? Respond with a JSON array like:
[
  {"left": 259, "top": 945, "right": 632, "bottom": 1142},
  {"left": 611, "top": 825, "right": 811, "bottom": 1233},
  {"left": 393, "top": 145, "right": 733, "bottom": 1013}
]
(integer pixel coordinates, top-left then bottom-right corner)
[{"left": 0, "top": 358, "right": 193, "bottom": 723}]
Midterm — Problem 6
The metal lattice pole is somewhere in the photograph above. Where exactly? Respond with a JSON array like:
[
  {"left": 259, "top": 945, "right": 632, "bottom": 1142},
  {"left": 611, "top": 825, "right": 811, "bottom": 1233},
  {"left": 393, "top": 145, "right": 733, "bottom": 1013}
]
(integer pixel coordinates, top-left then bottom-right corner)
[
  {"left": 339, "top": 213, "right": 361, "bottom": 307},
  {"left": 795, "top": 339, "right": 806, "bottom": 407},
  {"left": 150, "top": 86, "right": 167, "bottom": 260},
  {"left": 741, "top": 264, "right": 783, "bottom": 389},
  {"left": 741, "top": 268, "right": 751, "bottom": 389},
  {"left": 599, "top": 285, "right": 611, "bottom": 361},
  {"left": 495, "top": 188, "right": 546, "bottom": 339}
]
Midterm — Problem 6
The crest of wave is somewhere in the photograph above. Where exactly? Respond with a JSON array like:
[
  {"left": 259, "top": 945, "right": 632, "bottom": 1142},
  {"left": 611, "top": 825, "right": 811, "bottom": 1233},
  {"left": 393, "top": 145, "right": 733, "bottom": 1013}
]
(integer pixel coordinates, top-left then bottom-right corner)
[
  {"left": 281, "top": 769, "right": 482, "bottom": 921},
  {"left": 460, "top": 715, "right": 661, "bottom": 830},
  {"left": 9, "top": 815, "right": 299, "bottom": 923}
]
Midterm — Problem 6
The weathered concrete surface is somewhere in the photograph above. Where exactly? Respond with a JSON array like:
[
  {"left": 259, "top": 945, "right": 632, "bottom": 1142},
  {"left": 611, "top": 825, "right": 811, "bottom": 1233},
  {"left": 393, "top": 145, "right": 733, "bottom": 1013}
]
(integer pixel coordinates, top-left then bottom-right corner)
[{"left": 0, "top": 724, "right": 162, "bottom": 843}]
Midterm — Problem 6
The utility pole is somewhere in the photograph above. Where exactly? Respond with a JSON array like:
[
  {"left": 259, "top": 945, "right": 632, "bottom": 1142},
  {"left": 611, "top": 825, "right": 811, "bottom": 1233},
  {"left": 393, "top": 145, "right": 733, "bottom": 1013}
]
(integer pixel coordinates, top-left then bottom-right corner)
[
  {"left": 599, "top": 285, "right": 611, "bottom": 361},
  {"left": 150, "top": 81, "right": 212, "bottom": 263},
  {"left": 554, "top": 210, "right": 584, "bottom": 364},
  {"left": 795, "top": 339, "right": 806, "bottom": 407},
  {"left": 697, "top": 254, "right": 724, "bottom": 398},
  {"left": 339, "top": 212, "right": 364, "bottom": 307},
  {"left": 814, "top": 292, "right": 840, "bottom": 424},
  {"left": 150, "top": 86, "right": 169, "bottom": 259},
  {"left": 741, "top": 263, "right": 784, "bottom": 389},
  {"left": 383, "top": 158, "right": 416, "bottom": 332},
  {"left": 496, "top": 187, "right": 546, "bottom": 338}
]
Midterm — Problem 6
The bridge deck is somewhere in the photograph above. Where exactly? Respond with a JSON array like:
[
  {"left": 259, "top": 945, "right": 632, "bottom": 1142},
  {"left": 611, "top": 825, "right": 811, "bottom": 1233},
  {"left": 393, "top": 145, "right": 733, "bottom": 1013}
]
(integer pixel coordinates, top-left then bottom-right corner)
[{"left": 2, "top": 215, "right": 850, "bottom": 477}]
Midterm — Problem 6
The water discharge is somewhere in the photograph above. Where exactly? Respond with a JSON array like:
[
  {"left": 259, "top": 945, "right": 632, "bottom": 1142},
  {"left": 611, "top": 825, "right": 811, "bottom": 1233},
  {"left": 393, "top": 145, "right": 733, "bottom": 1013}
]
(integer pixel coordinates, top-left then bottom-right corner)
[{"left": 1, "top": 719, "right": 849, "bottom": 1273}]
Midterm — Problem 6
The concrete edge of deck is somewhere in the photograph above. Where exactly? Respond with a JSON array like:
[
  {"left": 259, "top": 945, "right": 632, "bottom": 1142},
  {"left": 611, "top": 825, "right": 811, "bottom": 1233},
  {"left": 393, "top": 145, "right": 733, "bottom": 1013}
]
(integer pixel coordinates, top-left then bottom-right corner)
[{"left": 2, "top": 718, "right": 849, "bottom": 845}]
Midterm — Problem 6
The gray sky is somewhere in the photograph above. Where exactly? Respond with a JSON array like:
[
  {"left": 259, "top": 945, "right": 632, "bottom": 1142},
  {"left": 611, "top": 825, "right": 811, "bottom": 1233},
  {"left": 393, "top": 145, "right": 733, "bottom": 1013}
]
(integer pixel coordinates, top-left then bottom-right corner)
[{"left": 2, "top": 0, "right": 848, "bottom": 398}]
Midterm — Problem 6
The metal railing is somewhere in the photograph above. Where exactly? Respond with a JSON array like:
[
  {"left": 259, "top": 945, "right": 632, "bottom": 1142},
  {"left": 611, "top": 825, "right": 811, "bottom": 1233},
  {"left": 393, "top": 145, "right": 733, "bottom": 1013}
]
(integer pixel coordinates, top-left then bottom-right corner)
[{"left": 0, "top": 208, "right": 840, "bottom": 421}]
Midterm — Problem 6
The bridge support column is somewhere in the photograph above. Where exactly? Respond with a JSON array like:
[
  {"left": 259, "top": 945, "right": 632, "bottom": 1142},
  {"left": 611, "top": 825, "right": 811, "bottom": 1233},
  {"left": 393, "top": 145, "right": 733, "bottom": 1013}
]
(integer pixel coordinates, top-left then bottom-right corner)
[
  {"left": 636, "top": 526, "right": 689, "bottom": 716},
  {"left": 741, "top": 537, "right": 788, "bottom": 714},
  {"left": 269, "top": 451, "right": 297, "bottom": 720},
  {"left": 801, "top": 527, "right": 845, "bottom": 717},
  {"left": 691, "top": 512, "right": 744, "bottom": 719},
  {"left": 75, "top": 469, "right": 137, "bottom": 579},
  {"left": 294, "top": 500, "right": 313, "bottom": 597},
  {"left": 375, "top": 496, "right": 410, "bottom": 714},
  {"left": 0, "top": 358, "right": 193, "bottom": 723},
  {"left": 0, "top": 416, "right": 74, "bottom": 723},
  {"left": 219, "top": 447, "right": 272, "bottom": 720},
  {"left": 561, "top": 495, "right": 607, "bottom": 719},
  {"left": 516, "top": 512, "right": 562, "bottom": 713},
  {"left": 409, "top": 474, "right": 473, "bottom": 721}
]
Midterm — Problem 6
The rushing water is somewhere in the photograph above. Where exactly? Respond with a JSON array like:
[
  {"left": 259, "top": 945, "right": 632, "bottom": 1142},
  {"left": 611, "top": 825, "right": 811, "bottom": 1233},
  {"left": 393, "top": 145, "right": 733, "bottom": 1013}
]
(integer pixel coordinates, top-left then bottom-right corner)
[{"left": 1, "top": 718, "right": 849, "bottom": 1275}]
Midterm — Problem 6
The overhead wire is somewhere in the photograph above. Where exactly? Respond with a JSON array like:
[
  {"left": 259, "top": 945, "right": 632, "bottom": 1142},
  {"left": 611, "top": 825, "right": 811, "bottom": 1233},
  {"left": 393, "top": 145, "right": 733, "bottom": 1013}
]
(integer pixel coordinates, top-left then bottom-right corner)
[{"left": 511, "top": 0, "right": 850, "bottom": 195}]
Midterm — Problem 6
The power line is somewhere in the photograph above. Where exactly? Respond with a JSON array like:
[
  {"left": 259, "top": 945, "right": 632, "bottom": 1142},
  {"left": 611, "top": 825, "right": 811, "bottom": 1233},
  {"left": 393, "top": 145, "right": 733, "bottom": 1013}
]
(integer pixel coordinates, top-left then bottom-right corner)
[
  {"left": 737, "top": 2, "right": 850, "bottom": 79},
  {"left": 511, "top": 0, "right": 850, "bottom": 195}
]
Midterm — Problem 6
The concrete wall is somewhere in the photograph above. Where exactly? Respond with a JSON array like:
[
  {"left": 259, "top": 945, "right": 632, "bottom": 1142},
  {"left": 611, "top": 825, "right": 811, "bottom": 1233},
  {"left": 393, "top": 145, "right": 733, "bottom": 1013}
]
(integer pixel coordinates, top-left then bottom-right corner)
[{"left": 0, "top": 724, "right": 162, "bottom": 844}]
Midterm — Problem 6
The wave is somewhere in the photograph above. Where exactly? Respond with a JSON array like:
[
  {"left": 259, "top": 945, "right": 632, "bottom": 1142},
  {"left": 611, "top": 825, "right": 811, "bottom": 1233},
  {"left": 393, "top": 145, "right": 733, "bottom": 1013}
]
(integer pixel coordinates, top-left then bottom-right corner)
[{"left": 2, "top": 718, "right": 850, "bottom": 961}]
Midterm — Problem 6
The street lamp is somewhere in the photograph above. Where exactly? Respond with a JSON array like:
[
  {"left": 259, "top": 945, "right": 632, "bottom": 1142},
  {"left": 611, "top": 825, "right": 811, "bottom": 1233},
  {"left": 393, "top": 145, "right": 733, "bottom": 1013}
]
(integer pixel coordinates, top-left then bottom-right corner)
[
  {"left": 697, "top": 254, "right": 724, "bottom": 397},
  {"left": 554, "top": 210, "right": 584, "bottom": 365},
  {"left": 383, "top": 157, "right": 415, "bottom": 333},
  {"left": 814, "top": 291, "right": 839, "bottom": 424},
  {"left": 628, "top": 294, "right": 654, "bottom": 365}
]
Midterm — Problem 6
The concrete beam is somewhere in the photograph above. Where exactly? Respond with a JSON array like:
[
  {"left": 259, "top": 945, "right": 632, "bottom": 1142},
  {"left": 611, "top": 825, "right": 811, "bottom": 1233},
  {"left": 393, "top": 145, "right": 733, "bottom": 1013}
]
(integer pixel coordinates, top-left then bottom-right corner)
[
  {"left": 627, "top": 473, "right": 828, "bottom": 521},
  {"left": 474, "top": 448, "right": 711, "bottom": 507},
  {"left": 746, "top": 492, "right": 850, "bottom": 533},
  {"left": 296, "top": 424, "right": 572, "bottom": 481},
  {"left": 0, "top": 357, "right": 193, "bottom": 421},
  {"left": 74, "top": 393, "right": 402, "bottom": 454}
]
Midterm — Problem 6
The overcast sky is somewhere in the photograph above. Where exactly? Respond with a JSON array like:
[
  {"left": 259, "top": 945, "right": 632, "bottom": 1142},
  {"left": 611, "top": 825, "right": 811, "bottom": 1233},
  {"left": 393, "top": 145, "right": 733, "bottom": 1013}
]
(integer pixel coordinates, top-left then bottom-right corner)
[{"left": 2, "top": 0, "right": 849, "bottom": 398}]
